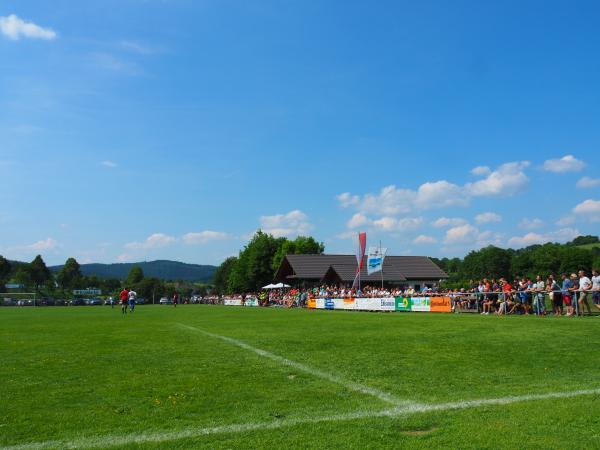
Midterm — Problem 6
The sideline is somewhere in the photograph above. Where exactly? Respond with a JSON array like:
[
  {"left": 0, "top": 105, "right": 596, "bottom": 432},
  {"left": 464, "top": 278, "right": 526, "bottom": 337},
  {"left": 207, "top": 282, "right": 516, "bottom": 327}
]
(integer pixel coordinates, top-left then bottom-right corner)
[{"left": 3, "top": 388, "right": 600, "bottom": 450}]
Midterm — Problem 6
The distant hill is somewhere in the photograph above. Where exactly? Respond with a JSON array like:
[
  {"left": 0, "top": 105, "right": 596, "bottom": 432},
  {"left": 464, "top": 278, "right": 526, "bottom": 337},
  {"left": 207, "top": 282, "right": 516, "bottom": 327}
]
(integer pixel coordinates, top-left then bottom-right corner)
[{"left": 49, "top": 260, "right": 217, "bottom": 282}]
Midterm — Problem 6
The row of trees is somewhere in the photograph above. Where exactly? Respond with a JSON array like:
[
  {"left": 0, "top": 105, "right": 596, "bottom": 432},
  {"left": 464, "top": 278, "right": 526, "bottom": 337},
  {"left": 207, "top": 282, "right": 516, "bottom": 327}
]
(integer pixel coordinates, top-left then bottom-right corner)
[
  {"left": 0, "top": 255, "right": 210, "bottom": 301},
  {"left": 432, "top": 235, "right": 600, "bottom": 287},
  {"left": 213, "top": 231, "right": 325, "bottom": 294}
]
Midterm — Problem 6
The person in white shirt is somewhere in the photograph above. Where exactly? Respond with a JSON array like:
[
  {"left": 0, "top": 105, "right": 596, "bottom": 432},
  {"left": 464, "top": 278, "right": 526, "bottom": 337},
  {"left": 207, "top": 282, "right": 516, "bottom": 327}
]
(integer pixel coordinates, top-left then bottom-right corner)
[
  {"left": 578, "top": 270, "right": 592, "bottom": 316},
  {"left": 591, "top": 269, "right": 600, "bottom": 312},
  {"left": 128, "top": 289, "right": 137, "bottom": 313}
]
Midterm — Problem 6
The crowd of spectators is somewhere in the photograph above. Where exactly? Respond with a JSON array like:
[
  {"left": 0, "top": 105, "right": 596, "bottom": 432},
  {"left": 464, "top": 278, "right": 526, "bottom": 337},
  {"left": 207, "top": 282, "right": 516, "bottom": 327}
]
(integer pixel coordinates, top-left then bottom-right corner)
[{"left": 224, "top": 269, "right": 599, "bottom": 316}]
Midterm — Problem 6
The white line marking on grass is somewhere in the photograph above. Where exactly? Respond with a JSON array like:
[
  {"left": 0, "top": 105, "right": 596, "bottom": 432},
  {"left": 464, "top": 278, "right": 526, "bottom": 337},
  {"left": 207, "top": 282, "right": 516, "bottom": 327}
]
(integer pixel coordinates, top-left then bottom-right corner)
[
  {"left": 176, "top": 323, "right": 408, "bottom": 406},
  {"left": 3, "top": 388, "right": 600, "bottom": 450}
]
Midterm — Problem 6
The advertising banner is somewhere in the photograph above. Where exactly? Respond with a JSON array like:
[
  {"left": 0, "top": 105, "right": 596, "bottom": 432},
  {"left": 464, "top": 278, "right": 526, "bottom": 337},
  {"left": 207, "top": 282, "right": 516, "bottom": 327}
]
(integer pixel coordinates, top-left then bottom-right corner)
[
  {"left": 244, "top": 297, "right": 260, "bottom": 307},
  {"left": 331, "top": 298, "right": 346, "bottom": 310},
  {"left": 324, "top": 298, "right": 335, "bottom": 310},
  {"left": 367, "top": 247, "right": 387, "bottom": 275},
  {"left": 341, "top": 297, "right": 355, "bottom": 310},
  {"left": 315, "top": 298, "right": 325, "bottom": 309},
  {"left": 223, "top": 298, "right": 242, "bottom": 306},
  {"left": 395, "top": 296, "right": 412, "bottom": 311},
  {"left": 355, "top": 297, "right": 395, "bottom": 311},
  {"left": 411, "top": 297, "right": 431, "bottom": 312},
  {"left": 307, "top": 298, "right": 316, "bottom": 309},
  {"left": 430, "top": 296, "right": 452, "bottom": 313}
]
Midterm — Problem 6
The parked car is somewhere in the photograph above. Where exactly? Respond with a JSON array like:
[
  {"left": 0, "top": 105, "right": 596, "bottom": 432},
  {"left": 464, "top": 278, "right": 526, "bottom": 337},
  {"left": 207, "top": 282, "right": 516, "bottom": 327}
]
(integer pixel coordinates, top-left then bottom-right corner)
[
  {"left": 104, "top": 298, "right": 115, "bottom": 306},
  {"left": 159, "top": 297, "right": 171, "bottom": 304},
  {"left": 135, "top": 297, "right": 146, "bottom": 305},
  {"left": 71, "top": 298, "right": 86, "bottom": 306},
  {"left": 54, "top": 299, "right": 68, "bottom": 306},
  {"left": 87, "top": 298, "right": 103, "bottom": 306},
  {"left": 2, "top": 298, "right": 16, "bottom": 306},
  {"left": 39, "top": 298, "right": 55, "bottom": 306}
]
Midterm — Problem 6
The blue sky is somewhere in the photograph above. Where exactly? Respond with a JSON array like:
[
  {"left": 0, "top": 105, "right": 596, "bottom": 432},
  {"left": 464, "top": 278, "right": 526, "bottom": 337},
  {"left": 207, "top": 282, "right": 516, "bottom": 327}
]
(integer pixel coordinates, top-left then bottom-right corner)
[{"left": 1, "top": 0, "right": 599, "bottom": 266}]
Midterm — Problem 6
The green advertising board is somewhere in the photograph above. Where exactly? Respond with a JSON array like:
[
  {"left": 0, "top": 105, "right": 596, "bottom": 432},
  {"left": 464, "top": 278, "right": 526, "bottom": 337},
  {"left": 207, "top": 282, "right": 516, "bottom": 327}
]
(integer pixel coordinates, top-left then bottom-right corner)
[{"left": 395, "top": 296, "right": 411, "bottom": 311}]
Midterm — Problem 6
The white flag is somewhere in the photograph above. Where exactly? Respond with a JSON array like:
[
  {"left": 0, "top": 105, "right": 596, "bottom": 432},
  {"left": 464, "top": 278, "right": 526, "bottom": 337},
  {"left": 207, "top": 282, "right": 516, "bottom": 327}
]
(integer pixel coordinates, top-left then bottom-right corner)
[{"left": 367, "top": 246, "right": 387, "bottom": 275}]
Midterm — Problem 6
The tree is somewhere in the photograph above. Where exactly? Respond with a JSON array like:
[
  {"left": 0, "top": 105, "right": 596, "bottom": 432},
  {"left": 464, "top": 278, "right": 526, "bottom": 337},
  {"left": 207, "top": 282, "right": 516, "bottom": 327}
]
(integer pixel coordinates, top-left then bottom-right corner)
[
  {"left": 0, "top": 255, "right": 11, "bottom": 283},
  {"left": 14, "top": 266, "right": 32, "bottom": 288},
  {"left": 271, "top": 236, "right": 324, "bottom": 273},
  {"left": 461, "top": 246, "right": 511, "bottom": 280},
  {"left": 213, "top": 257, "right": 238, "bottom": 294},
  {"left": 568, "top": 235, "right": 599, "bottom": 246},
  {"left": 558, "top": 247, "right": 593, "bottom": 275},
  {"left": 57, "top": 257, "right": 82, "bottom": 289},
  {"left": 228, "top": 231, "right": 285, "bottom": 293},
  {"left": 102, "top": 278, "right": 122, "bottom": 293},
  {"left": 29, "top": 255, "right": 51, "bottom": 289},
  {"left": 126, "top": 266, "right": 144, "bottom": 286},
  {"left": 136, "top": 277, "right": 165, "bottom": 303}
]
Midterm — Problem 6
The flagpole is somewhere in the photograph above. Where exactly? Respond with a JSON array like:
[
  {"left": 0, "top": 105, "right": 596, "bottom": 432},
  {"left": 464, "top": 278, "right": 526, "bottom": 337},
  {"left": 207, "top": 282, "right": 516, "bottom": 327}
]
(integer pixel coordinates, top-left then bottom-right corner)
[{"left": 380, "top": 240, "right": 384, "bottom": 289}]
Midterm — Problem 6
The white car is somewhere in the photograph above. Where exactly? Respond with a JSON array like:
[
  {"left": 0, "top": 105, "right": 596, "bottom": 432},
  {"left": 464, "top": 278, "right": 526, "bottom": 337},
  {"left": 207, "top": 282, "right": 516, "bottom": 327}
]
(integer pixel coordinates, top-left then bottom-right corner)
[{"left": 159, "top": 297, "right": 172, "bottom": 305}]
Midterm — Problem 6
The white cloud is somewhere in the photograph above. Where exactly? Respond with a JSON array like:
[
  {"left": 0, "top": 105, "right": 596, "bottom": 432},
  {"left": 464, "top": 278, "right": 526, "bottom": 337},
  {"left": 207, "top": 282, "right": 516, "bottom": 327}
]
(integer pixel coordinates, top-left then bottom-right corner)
[
  {"left": 413, "top": 234, "right": 437, "bottom": 245},
  {"left": 507, "top": 228, "right": 580, "bottom": 248},
  {"left": 442, "top": 225, "right": 502, "bottom": 249},
  {"left": 28, "top": 238, "right": 59, "bottom": 251},
  {"left": 556, "top": 216, "right": 576, "bottom": 226},
  {"left": 432, "top": 217, "right": 467, "bottom": 228},
  {"left": 117, "top": 253, "right": 133, "bottom": 263},
  {"left": 125, "top": 233, "right": 177, "bottom": 249},
  {"left": 471, "top": 165, "right": 491, "bottom": 176},
  {"left": 542, "top": 155, "right": 585, "bottom": 173},
  {"left": 572, "top": 199, "right": 600, "bottom": 222},
  {"left": 519, "top": 218, "right": 544, "bottom": 230},
  {"left": 416, "top": 180, "right": 467, "bottom": 208},
  {"left": 337, "top": 192, "right": 359, "bottom": 208},
  {"left": 346, "top": 213, "right": 423, "bottom": 233},
  {"left": 353, "top": 185, "right": 416, "bottom": 215},
  {"left": 475, "top": 212, "right": 502, "bottom": 224},
  {"left": 101, "top": 160, "right": 117, "bottom": 168},
  {"left": 465, "top": 161, "right": 530, "bottom": 197},
  {"left": 443, "top": 224, "right": 480, "bottom": 245},
  {"left": 372, "top": 216, "right": 424, "bottom": 232},
  {"left": 576, "top": 176, "right": 600, "bottom": 189},
  {"left": 338, "top": 161, "right": 530, "bottom": 217},
  {"left": 260, "top": 210, "right": 313, "bottom": 237},
  {"left": 182, "top": 231, "right": 228, "bottom": 245},
  {"left": 347, "top": 213, "right": 370, "bottom": 229},
  {"left": 0, "top": 14, "right": 57, "bottom": 40}
]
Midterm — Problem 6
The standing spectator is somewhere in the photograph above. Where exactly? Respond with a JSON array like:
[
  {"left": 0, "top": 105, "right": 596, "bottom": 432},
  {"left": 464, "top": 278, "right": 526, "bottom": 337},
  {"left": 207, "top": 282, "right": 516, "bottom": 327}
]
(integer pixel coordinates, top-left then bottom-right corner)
[
  {"left": 578, "top": 270, "right": 592, "bottom": 316},
  {"left": 548, "top": 275, "right": 562, "bottom": 316},
  {"left": 592, "top": 269, "right": 600, "bottom": 312},
  {"left": 561, "top": 273, "right": 573, "bottom": 316},
  {"left": 533, "top": 275, "right": 546, "bottom": 316},
  {"left": 568, "top": 274, "right": 580, "bottom": 316},
  {"left": 172, "top": 292, "right": 178, "bottom": 308}
]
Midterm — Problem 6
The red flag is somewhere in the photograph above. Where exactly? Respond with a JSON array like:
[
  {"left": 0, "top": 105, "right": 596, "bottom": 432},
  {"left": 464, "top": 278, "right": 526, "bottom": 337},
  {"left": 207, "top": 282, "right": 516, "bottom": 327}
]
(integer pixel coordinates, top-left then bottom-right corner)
[{"left": 352, "top": 232, "right": 367, "bottom": 288}]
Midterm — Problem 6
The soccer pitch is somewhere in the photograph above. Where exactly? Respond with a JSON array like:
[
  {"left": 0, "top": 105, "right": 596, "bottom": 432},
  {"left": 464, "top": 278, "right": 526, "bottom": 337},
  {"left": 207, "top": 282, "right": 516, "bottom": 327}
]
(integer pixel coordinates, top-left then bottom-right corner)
[{"left": 1, "top": 306, "right": 599, "bottom": 449}]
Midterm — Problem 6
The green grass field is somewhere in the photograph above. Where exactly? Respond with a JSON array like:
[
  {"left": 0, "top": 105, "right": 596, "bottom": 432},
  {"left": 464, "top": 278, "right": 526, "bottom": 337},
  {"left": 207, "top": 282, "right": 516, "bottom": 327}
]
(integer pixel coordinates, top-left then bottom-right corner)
[{"left": 1, "top": 306, "right": 599, "bottom": 449}]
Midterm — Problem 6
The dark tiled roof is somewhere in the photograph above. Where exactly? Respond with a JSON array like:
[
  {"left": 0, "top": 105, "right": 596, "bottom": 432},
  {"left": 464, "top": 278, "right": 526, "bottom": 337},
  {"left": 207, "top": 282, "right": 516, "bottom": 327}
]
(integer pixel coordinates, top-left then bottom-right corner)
[{"left": 276, "top": 254, "right": 447, "bottom": 282}]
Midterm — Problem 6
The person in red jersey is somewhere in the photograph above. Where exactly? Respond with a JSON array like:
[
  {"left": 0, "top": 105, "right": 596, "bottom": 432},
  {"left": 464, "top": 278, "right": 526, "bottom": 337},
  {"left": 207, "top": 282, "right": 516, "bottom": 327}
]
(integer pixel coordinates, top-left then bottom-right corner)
[{"left": 120, "top": 288, "right": 129, "bottom": 315}]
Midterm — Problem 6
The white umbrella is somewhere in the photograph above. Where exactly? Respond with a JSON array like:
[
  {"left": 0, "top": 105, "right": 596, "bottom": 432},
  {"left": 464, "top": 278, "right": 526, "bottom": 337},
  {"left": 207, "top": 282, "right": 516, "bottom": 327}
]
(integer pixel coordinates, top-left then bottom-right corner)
[{"left": 262, "top": 283, "right": 291, "bottom": 289}]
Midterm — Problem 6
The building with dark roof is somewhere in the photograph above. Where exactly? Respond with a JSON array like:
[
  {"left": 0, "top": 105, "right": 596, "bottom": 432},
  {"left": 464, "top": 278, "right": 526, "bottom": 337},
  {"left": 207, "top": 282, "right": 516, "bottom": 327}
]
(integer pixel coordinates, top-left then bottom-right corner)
[{"left": 275, "top": 254, "right": 448, "bottom": 289}]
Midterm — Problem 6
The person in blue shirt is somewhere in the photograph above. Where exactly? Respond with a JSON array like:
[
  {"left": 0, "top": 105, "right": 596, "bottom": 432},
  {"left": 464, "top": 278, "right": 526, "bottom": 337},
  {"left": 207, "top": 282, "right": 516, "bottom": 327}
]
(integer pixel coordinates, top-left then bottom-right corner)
[{"left": 561, "top": 273, "right": 573, "bottom": 316}]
